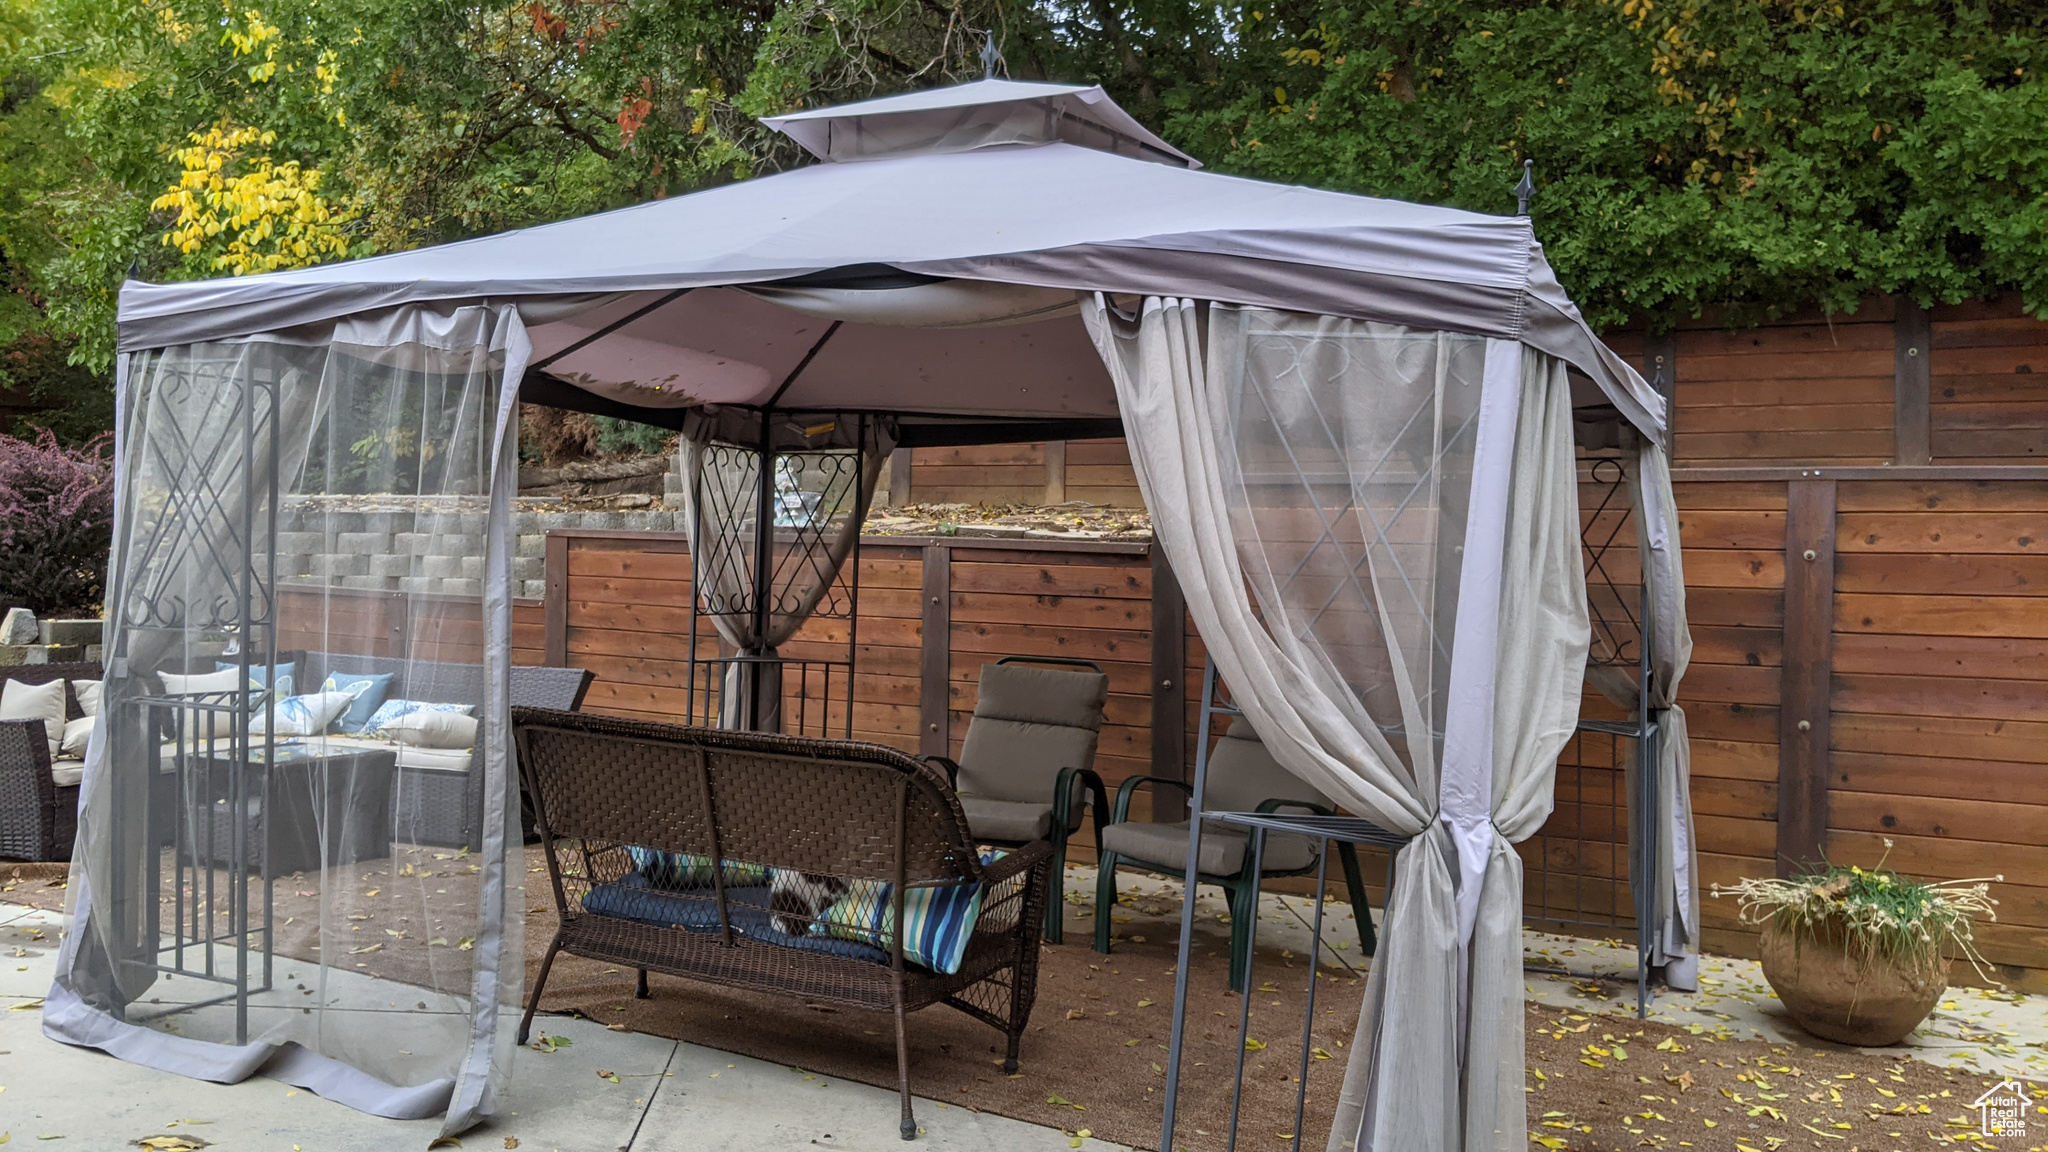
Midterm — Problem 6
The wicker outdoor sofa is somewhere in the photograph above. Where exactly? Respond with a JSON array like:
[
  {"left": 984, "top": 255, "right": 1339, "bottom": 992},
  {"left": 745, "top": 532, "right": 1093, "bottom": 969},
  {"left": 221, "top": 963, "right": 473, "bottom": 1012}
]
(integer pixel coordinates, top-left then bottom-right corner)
[
  {"left": 0, "top": 661, "right": 100, "bottom": 861},
  {"left": 513, "top": 707, "right": 1053, "bottom": 1141}
]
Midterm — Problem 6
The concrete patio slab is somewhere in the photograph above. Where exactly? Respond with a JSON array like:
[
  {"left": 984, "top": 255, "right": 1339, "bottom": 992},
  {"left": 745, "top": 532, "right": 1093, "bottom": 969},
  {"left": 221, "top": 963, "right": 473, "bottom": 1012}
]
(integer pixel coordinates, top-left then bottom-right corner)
[
  {"left": 633, "top": 1040, "right": 1127, "bottom": 1152},
  {"left": 0, "top": 902, "right": 1128, "bottom": 1151}
]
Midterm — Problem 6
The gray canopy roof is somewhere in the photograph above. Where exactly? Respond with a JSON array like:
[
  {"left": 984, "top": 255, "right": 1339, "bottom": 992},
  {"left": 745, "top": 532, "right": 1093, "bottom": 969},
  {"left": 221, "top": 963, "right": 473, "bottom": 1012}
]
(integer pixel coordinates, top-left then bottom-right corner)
[{"left": 115, "top": 79, "right": 1664, "bottom": 445}]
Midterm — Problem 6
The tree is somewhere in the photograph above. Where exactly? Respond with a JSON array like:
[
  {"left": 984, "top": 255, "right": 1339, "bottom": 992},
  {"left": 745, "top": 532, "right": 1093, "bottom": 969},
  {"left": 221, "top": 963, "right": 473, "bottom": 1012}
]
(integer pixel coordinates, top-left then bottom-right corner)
[
  {"left": 1129, "top": 0, "right": 2048, "bottom": 328},
  {"left": 5, "top": 0, "right": 2046, "bottom": 392}
]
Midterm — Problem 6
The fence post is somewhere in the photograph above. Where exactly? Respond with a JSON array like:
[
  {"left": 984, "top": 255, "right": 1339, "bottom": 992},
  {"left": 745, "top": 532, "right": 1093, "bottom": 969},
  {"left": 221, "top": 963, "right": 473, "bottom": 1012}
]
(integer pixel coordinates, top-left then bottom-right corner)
[
  {"left": 543, "top": 530, "right": 569, "bottom": 666},
  {"left": 1894, "top": 297, "right": 1932, "bottom": 466},
  {"left": 1150, "top": 545, "right": 1187, "bottom": 820},
  {"left": 920, "top": 543, "right": 952, "bottom": 758},
  {"left": 1777, "top": 478, "right": 1837, "bottom": 875},
  {"left": 888, "top": 446, "right": 914, "bottom": 508},
  {"left": 1044, "top": 440, "right": 1068, "bottom": 505}
]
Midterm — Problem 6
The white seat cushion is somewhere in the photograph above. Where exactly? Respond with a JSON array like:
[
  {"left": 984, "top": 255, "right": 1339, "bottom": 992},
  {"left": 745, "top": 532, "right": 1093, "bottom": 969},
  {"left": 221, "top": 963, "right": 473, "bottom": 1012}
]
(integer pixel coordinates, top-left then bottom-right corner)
[
  {"left": 959, "top": 794, "right": 1054, "bottom": 843},
  {"left": 1, "top": 678, "right": 67, "bottom": 761},
  {"left": 385, "top": 709, "right": 478, "bottom": 749},
  {"left": 49, "top": 758, "right": 85, "bottom": 788},
  {"left": 395, "top": 745, "right": 473, "bottom": 772},
  {"left": 60, "top": 716, "right": 94, "bottom": 758}
]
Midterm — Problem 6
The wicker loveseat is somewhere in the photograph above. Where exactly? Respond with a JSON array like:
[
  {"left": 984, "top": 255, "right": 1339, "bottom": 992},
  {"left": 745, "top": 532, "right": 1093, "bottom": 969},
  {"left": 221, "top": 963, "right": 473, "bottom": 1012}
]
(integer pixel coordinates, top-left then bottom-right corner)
[
  {"left": 0, "top": 661, "right": 101, "bottom": 861},
  {"left": 513, "top": 707, "right": 1052, "bottom": 1141}
]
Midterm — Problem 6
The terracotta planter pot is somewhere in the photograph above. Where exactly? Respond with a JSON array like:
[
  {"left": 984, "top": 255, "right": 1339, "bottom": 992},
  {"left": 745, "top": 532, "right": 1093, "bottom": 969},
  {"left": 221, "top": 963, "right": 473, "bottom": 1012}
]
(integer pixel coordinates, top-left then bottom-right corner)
[{"left": 1758, "top": 919, "right": 1948, "bottom": 1047}]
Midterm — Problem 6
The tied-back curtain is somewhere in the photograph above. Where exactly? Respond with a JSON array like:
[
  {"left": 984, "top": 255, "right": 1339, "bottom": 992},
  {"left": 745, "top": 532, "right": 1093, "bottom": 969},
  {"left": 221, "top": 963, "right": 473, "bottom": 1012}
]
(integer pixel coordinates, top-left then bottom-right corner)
[
  {"left": 1082, "top": 296, "right": 1588, "bottom": 1152},
  {"left": 679, "top": 414, "right": 894, "bottom": 730},
  {"left": 50, "top": 304, "right": 528, "bottom": 1137}
]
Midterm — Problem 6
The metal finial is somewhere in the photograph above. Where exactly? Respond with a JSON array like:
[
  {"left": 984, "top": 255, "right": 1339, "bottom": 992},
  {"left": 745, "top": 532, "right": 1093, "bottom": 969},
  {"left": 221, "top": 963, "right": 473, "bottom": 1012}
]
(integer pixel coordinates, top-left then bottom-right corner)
[
  {"left": 980, "top": 31, "right": 1004, "bottom": 79},
  {"left": 1515, "top": 159, "right": 1535, "bottom": 216}
]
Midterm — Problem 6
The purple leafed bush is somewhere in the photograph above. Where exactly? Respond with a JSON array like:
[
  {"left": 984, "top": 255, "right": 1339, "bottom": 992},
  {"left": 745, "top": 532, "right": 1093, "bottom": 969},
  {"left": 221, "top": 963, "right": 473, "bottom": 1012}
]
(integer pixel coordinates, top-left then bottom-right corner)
[{"left": 0, "top": 427, "right": 114, "bottom": 617}]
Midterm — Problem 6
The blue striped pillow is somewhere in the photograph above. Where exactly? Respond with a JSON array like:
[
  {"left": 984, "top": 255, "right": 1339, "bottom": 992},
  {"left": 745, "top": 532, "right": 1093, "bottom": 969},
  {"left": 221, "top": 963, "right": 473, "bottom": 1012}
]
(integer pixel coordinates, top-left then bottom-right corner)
[
  {"left": 810, "top": 851, "right": 1003, "bottom": 975},
  {"left": 626, "top": 847, "right": 769, "bottom": 890}
]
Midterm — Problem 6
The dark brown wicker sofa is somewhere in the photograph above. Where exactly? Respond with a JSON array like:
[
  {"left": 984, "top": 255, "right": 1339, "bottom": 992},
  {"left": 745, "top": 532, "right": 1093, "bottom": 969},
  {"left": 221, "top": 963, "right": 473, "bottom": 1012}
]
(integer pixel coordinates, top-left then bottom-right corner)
[
  {"left": 513, "top": 707, "right": 1052, "bottom": 1141},
  {"left": 0, "top": 661, "right": 100, "bottom": 861}
]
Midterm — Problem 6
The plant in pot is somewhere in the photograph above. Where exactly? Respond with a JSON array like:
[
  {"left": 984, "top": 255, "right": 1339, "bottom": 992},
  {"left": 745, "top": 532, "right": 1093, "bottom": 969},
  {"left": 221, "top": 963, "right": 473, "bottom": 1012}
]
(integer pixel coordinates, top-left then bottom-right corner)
[{"left": 1716, "top": 842, "right": 2000, "bottom": 1047}]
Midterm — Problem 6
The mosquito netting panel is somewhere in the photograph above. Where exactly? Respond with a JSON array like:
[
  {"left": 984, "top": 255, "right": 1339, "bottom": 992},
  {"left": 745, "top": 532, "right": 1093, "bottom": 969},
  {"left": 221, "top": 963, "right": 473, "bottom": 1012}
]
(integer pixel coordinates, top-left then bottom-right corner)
[
  {"left": 1087, "top": 297, "right": 1588, "bottom": 1152},
  {"left": 679, "top": 411, "right": 895, "bottom": 731},
  {"left": 49, "top": 304, "right": 529, "bottom": 1135}
]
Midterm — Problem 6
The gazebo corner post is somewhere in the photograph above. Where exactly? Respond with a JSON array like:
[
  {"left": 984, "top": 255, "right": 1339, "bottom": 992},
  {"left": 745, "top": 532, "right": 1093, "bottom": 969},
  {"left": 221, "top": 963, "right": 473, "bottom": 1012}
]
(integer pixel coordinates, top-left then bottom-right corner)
[
  {"left": 687, "top": 444, "right": 703, "bottom": 726},
  {"left": 749, "top": 407, "right": 777, "bottom": 732},
  {"left": 260, "top": 359, "right": 280, "bottom": 992},
  {"left": 1633, "top": 575, "right": 1657, "bottom": 1020},
  {"left": 843, "top": 414, "right": 867, "bottom": 740},
  {"left": 1160, "top": 658, "right": 1221, "bottom": 1152},
  {"left": 231, "top": 356, "right": 256, "bottom": 1046}
]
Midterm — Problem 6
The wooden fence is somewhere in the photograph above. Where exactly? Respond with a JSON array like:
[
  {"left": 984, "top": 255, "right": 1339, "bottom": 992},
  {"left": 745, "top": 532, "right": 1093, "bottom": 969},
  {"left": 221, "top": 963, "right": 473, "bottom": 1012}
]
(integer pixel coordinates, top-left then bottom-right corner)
[{"left": 810, "top": 294, "right": 2048, "bottom": 985}]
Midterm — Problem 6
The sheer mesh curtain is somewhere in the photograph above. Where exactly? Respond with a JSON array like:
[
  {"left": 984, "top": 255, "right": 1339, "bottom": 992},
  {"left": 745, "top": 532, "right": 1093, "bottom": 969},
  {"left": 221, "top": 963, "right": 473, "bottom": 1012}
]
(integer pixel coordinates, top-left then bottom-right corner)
[
  {"left": 679, "top": 414, "right": 894, "bottom": 730},
  {"left": 50, "top": 304, "right": 527, "bottom": 1136},
  {"left": 1584, "top": 439, "right": 1696, "bottom": 987},
  {"left": 1084, "top": 296, "right": 1587, "bottom": 1152}
]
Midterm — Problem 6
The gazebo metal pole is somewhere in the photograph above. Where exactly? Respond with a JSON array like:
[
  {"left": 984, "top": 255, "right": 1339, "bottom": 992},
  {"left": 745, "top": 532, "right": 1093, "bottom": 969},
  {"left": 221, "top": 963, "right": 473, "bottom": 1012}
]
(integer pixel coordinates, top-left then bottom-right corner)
[
  {"left": 232, "top": 355, "right": 254, "bottom": 1045},
  {"left": 844, "top": 415, "right": 866, "bottom": 739},
  {"left": 1161, "top": 658, "right": 1221, "bottom": 1152},
  {"left": 1634, "top": 573, "right": 1656, "bottom": 1019},
  {"left": 749, "top": 410, "right": 776, "bottom": 731}
]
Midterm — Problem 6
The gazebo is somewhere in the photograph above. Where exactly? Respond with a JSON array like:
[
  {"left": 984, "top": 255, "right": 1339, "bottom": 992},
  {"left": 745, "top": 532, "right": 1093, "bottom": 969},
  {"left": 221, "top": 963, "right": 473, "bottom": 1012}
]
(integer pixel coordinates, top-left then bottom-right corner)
[{"left": 54, "top": 79, "right": 1693, "bottom": 1152}]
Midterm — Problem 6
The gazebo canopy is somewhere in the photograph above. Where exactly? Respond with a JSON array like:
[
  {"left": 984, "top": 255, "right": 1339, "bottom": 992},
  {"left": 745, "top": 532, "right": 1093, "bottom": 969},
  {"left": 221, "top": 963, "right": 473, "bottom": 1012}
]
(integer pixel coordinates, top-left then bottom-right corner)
[
  {"left": 116, "top": 79, "right": 1664, "bottom": 447},
  {"left": 68, "top": 78, "right": 1690, "bottom": 1152}
]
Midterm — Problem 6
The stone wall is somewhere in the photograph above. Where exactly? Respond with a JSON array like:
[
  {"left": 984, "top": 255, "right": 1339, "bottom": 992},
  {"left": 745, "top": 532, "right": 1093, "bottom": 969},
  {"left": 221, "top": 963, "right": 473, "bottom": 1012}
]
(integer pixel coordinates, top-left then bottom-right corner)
[{"left": 276, "top": 499, "right": 686, "bottom": 601}]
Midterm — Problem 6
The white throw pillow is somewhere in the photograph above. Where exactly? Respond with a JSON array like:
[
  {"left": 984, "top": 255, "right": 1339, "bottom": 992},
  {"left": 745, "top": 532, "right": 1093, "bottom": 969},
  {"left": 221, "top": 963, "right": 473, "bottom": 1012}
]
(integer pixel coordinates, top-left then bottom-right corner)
[
  {"left": 74, "top": 679, "right": 101, "bottom": 717},
  {"left": 383, "top": 709, "right": 478, "bottom": 750},
  {"left": 60, "top": 715, "right": 94, "bottom": 758},
  {"left": 159, "top": 668, "right": 244, "bottom": 697},
  {"left": 1, "top": 678, "right": 68, "bottom": 761},
  {"left": 250, "top": 691, "right": 356, "bottom": 739}
]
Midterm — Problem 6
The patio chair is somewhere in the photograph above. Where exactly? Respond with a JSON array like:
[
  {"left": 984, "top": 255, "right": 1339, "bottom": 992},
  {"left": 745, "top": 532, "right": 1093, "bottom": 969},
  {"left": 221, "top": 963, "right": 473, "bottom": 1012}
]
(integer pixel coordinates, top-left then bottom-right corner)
[
  {"left": 925, "top": 656, "right": 1110, "bottom": 945},
  {"left": 1092, "top": 716, "right": 1375, "bottom": 992},
  {"left": 0, "top": 661, "right": 99, "bottom": 862}
]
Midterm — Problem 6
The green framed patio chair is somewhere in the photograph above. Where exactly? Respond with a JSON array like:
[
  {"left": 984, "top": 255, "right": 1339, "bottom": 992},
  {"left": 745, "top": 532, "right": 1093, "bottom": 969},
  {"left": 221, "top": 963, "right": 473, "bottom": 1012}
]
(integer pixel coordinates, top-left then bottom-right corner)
[
  {"left": 926, "top": 656, "right": 1111, "bottom": 945},
  {"left": 1092, "top": 716, "right": 1376, "bottom": 991}
]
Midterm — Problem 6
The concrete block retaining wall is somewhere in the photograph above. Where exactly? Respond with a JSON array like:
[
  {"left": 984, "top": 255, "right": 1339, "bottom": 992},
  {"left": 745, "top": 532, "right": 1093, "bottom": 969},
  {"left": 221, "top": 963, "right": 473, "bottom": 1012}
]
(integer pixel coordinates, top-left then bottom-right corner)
[{"left": 277, "top": 501, "right": 686, "bottom": 600}]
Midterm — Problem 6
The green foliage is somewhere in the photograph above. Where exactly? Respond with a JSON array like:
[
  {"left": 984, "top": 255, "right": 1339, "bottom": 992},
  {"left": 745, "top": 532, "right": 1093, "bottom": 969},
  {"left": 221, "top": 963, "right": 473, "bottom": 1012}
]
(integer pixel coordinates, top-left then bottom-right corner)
[
  {"left": 1, "top": 0, "right": 2044, "bottom": 409},
  {"left": 1142, "top": 0, "right": 2048, "bottom": 329},
  {"left": 592, "top": 415, "right": 675, "bottom": 458},
  {"left": 0, "top": 333, "right": 113, "bottom": 444}
]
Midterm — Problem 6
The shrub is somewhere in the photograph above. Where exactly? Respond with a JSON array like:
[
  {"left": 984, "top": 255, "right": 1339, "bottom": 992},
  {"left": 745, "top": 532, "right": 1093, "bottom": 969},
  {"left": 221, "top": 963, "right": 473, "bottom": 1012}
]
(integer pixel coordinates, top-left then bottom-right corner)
[{"left": 0, "top": 427, "right": 114, "bottom": 617}]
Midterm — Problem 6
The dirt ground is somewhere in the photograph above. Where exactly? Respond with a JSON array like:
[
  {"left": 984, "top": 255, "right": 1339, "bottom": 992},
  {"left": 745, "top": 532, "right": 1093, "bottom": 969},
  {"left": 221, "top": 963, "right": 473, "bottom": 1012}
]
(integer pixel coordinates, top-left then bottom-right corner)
[{"left": 5, "top": 858, "right": 2040, "bottom": 1151}]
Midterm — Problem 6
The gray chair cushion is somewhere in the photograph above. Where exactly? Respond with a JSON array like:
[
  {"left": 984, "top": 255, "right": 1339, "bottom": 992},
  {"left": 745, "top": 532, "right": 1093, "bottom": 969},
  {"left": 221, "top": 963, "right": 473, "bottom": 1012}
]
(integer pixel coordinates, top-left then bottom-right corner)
[
  {"left": 973, "top": 662, "right": 1109, "bottom": 730},
  {"left": 960, "top": 795, "right": 1055, "bottom": 843},
  {"left": 1201, "top": 717, "right": 1332, "bottom": 814},
  {"left": 1100, "top": 819, "right": 1319, "bottom": 876},
  {"left": 955, "top": 662, "right": 1108, "bottom": 806}
]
